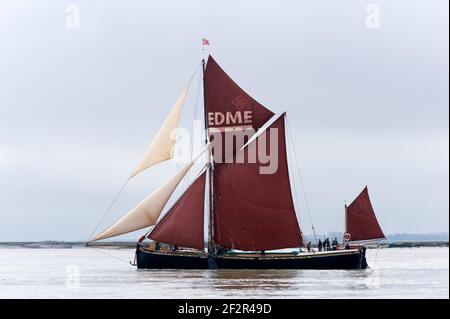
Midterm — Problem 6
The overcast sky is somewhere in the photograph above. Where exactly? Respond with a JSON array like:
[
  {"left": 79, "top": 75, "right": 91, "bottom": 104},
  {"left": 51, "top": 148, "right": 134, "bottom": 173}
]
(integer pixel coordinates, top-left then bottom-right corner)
[{"left": 0, "top": 0, "right": 448, "bottom": 241}]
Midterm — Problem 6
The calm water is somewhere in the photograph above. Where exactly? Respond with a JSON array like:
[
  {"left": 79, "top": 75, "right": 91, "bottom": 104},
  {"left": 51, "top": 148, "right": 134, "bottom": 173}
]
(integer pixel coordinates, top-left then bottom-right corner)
[{"left": 0, "top": 247, "right": 448, "bottom": 298}]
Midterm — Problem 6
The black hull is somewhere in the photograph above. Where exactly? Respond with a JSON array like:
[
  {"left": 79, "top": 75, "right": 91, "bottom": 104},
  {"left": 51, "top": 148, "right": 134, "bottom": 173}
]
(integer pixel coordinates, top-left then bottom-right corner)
[{"left": 136, "top": 246, "right": 368, "bottom": 270}]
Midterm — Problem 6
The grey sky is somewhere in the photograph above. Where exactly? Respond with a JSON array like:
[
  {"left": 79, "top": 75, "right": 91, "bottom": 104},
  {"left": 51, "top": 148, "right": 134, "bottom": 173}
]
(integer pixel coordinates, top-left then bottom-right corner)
[{"left": 0, "top": 0, "right": 448, "bottom": 241}]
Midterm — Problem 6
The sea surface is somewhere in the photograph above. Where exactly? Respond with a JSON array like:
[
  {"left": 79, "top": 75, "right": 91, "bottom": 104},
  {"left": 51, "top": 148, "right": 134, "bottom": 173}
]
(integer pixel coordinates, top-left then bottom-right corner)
[{"left": 0, "top": 247, "right": 448, "bottom": 298}]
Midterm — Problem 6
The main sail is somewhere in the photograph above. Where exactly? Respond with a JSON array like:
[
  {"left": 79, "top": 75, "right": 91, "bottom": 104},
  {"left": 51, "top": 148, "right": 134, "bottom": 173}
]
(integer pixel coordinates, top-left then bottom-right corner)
[
  {"left": 148, "top": 172, "right": 206, "bottom": 251},
  {"left": 204, "top": 56, "right": 273, "bottom": 131},
  {"left": 346, "top": 186, "right": 385, "bottom": 242},
  {"left": 204, "top": 55, "right": 303, "bottom": 251}
]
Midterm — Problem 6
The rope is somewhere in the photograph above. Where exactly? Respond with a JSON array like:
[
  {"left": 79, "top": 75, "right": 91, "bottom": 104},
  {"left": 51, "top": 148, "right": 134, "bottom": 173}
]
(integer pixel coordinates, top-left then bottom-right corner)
[
  {"left": 285, "top": 117, "right": 318, "bottom": 244},
  {"left": 175, "top": 62, "right": 202, "bottom": 189},
  {"left": 334, "top": 207, "right": 345, "bottom": 242},
  {"left": 285, "top": 120, "right": 305, "bottom": 243},
  {"left": 187, "top": 61, "right": 203, "bottom": 162},
  {"left": 86, "top": 179, "right": 134, "bottom": 264},
  {"left": 86, "top": 177, "right": 130, "bottom": 243},
  {"left": 90, "top": 246, "right": 132, "bottom": 265},
  {"left": 190, "top": 65, "right": 203, "bottom": 161}
]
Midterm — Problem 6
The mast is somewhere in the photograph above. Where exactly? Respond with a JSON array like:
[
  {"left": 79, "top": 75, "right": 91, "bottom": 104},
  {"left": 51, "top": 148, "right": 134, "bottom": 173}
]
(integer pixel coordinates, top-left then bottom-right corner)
[
  {"left": 343, "top": 201, "right": 348, "bottom": 245},
  {"left": 344, "top": 201, "right": 348, "bottom": 233},
  {"left": 202, "top": 58, "right": 215, "bottom": 254}
]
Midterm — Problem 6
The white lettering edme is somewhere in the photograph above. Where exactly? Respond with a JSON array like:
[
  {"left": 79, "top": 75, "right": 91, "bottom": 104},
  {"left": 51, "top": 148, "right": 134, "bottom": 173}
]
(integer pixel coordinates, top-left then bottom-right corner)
[{"left": 207, "top": 111, "right": 252, "bottom": 127}]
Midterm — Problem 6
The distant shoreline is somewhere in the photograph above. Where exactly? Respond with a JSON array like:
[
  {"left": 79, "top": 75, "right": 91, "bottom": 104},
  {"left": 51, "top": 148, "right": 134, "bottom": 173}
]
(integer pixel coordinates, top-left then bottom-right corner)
[
  {"left": 0, "top": 241, "right": 136, "bottom": 249},
  {"left": 0, "top": 241, "right": 448, "bottom": 249},
  {"left": 378, "top": 241, "right": 449, "bottom": 248}
]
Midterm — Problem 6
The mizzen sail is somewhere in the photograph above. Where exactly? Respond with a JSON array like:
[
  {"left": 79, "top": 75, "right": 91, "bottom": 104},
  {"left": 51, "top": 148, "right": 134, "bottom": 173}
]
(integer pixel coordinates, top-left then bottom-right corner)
[
  {"left": 148, "top": 172, "right": 206, "bottom": 251},
  {"left": 346, "top": 186, "right": 385, "bottom": 242}
]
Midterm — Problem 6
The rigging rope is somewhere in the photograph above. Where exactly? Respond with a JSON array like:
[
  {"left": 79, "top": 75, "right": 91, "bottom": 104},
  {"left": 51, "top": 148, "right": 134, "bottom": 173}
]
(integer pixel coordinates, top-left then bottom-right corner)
[
  {"left": 86, "top": 177, "right": 130, "bottom": 243},
  {"left": 285, "top": 117, "right": 318, "bottom": 244},
  {"left": 334, "top": 205, "right": 345, "bottom": 241},
  {"left": 285, "top": 120, "right": 305, "bottom": 243},
  {"left": 90, "top": 246, "right": 132, "bottom": 265},
  {"left": 175, "top": 62, "right": 203, "bottom": 189},
  {"left": 189, "top": 64, "right": 203, "bottom": 161}
]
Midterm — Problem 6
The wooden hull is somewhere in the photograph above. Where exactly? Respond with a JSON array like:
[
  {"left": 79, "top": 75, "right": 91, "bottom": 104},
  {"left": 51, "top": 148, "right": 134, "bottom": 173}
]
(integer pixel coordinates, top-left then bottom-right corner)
[{"left": 135, "top": 245, "right": 368, "bottom": 270}]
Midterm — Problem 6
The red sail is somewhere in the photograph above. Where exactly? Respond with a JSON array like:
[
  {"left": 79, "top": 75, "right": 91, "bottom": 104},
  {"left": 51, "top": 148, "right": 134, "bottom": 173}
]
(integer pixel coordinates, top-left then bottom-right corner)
[
  {"left": 148, "top": 172, "right": 206, "bottom": 251},
  {"left": 204, "top": 55, "right": 274, "bottom": 132},
  {"left": 212, "top": 116, "right": 303, "bottom": 251},
  {"left": 204, "top": 56, "right": 303, "bottom": 251},
  {"left": 346, "top": 187, "right": 385, "bottom": 242}
]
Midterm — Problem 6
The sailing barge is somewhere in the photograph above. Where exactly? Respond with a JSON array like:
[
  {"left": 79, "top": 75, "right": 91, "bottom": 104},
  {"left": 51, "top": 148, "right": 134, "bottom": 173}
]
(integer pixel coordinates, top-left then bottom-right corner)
[{"left": 92, "top": 55, "right": 385, "bottom": 269}]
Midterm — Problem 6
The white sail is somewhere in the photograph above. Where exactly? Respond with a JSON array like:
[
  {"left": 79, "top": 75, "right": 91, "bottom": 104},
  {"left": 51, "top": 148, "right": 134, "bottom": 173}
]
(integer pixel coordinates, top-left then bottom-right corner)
[
  {"left": 93, "top": 160, "right": 194, "bottom": 241},
  {"left": 93, "top": 146, "right": 208, "bottom": 241},
  {"left": 130, "top": 85, "right": 189, "bottom": 178}
]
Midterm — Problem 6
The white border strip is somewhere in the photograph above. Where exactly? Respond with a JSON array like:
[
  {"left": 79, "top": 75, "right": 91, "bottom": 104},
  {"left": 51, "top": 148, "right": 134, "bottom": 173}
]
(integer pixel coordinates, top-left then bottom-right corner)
[{"left": 239, "top": 113, "right": 284, "bottom": 152}]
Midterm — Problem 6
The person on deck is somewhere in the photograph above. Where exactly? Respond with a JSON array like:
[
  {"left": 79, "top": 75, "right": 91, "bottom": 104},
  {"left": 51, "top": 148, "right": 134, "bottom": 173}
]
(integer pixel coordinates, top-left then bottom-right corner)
[
  {"left": 307, "top": 241, "right": 312, "bottom": 252},
  {"left": 332, "top": 238, "right": 339, "bottom": 250},
  {"left": 318, "top": 239, "right": 323, "bottom": 252},
  {"left": 343, "top": 233, "right": 351, "bottom": 249},
  {"left": 325, "top": 238, "right": 330, "bottom": 251}
]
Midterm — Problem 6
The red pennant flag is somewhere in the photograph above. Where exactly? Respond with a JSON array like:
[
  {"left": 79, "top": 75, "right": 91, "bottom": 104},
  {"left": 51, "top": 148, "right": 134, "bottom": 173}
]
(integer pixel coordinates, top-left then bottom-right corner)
[{"left": 202, "top": 38, "right": 210, "bottom": 45}]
